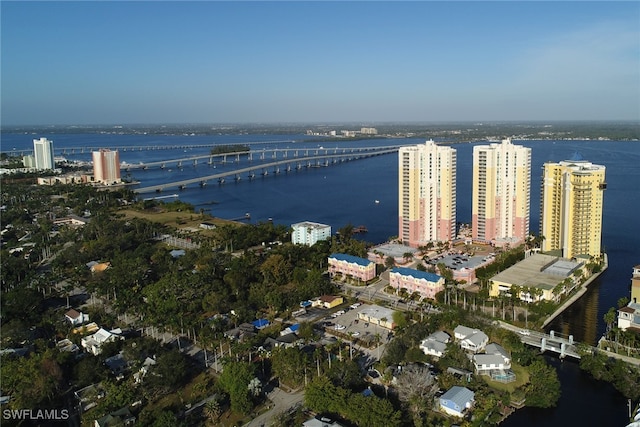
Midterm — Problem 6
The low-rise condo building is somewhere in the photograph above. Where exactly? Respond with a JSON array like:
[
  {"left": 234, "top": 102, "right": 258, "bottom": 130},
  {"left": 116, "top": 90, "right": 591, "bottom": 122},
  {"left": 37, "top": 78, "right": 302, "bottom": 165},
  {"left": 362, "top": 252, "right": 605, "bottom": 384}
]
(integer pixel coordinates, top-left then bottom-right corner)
[
  {"left": 389, "top": 267, "right": 445, "bottom": 300},
  {"left": 291, "top": 221, "right": 331, "bottom": 246},
  {"left": 328, "top": 253, "right": 376, "bottom": 283}
]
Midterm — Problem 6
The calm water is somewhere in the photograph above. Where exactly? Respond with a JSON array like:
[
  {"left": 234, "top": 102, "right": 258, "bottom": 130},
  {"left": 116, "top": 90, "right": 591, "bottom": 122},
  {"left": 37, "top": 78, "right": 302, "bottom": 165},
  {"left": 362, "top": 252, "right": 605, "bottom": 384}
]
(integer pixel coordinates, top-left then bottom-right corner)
[{"left": 3, "top": 133, "right": 639, "bottom": 425}]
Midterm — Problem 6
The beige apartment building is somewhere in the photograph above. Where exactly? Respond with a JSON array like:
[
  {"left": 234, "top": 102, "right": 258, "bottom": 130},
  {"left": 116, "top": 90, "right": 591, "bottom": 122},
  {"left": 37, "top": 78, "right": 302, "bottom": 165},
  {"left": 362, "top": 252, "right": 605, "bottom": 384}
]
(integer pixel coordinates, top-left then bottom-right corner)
[
  {"left": 92, "top": 149, "right": 121, "bottom": 185},
  {"left": 472, "top": 139, "right": 531, "bottom": 246},
  {"left": 398, "top": 140, "right": 457, "bottom": 248},
  {"left": 540, "top": 157, "right": 606, "bottom": 259}
]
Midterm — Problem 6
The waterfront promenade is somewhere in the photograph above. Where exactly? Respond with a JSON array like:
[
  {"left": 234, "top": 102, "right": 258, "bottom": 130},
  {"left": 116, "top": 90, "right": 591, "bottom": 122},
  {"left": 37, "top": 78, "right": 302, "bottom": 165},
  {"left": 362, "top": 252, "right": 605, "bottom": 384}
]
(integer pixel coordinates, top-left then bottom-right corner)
[{"left": 542, "top": 253, "right": 609, "bottom": 328}]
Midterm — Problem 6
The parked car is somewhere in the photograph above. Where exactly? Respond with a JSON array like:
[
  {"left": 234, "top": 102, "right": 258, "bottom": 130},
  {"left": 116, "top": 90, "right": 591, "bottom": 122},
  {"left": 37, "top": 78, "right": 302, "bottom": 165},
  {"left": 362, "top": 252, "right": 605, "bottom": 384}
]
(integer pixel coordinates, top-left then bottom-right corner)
[{"left": 334, "top": 324, "right": 346, "bottom": 330}]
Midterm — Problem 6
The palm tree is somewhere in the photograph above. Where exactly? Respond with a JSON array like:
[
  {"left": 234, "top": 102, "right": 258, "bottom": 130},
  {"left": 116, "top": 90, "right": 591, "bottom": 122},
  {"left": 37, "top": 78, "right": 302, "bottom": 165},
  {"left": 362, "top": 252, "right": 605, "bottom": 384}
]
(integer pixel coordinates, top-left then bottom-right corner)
[{"left": 204, "top": 398, "right": 221, "bottom": 424}]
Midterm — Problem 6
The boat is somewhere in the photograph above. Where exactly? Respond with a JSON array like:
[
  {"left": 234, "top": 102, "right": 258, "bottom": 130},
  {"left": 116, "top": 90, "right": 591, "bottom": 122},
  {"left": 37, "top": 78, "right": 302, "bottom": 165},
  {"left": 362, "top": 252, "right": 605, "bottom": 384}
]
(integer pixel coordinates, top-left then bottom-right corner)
[
  {"left": 375, "top": 200, "right": 380, "bottom": 204},
  {"left": 353, "top": 225, "right": 368, "bottom": 233}
]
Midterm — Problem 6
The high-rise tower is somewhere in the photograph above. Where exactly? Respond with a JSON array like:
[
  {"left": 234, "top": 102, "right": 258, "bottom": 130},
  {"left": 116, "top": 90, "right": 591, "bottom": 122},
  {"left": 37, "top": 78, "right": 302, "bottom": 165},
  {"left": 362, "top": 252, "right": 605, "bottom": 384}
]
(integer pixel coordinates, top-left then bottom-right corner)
[
  {"left": 472, "top": 138, "right": 531, "bottom": 245},
  {"left": 398, "top": 140, "right": 457, "bottom": 248},
  {"left": 540, "top": 156, "right": 606, "bottom": 259},
  {"left": 33, "top": 137, "right": 55, "bottom": 170},
  {"left": 92, "top": 149, "right": 121, "bottom": 184}
]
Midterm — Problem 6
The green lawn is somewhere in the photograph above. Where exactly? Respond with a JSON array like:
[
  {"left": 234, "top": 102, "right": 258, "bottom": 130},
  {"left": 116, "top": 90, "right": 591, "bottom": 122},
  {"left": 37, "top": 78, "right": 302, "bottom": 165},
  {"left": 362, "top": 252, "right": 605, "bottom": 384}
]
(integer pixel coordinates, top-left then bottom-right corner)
[{"left": 482, "top": 362, "right": 529, "bottom": 393}]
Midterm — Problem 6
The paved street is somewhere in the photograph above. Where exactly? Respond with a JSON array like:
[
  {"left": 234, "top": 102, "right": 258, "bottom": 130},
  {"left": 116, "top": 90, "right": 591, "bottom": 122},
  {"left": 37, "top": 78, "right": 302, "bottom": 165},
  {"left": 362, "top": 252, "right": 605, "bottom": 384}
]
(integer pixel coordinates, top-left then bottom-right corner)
[{"left": 244, "top": 387, "right": 305, "bottom": 427}]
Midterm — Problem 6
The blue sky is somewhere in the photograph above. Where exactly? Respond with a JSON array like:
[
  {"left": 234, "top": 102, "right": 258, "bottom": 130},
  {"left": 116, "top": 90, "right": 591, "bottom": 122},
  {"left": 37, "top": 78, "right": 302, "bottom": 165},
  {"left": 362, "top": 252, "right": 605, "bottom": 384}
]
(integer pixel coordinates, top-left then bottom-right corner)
[{"left": 2, "top": 1, "right": 639, "bottom": 125}]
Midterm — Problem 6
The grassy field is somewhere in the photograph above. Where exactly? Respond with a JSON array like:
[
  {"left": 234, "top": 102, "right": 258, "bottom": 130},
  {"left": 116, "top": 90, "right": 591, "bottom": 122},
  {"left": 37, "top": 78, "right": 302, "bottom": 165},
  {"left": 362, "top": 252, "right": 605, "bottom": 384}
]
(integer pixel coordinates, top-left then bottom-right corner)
[{"left": 119, "top": 207, "right": 242, "bottom": 234}]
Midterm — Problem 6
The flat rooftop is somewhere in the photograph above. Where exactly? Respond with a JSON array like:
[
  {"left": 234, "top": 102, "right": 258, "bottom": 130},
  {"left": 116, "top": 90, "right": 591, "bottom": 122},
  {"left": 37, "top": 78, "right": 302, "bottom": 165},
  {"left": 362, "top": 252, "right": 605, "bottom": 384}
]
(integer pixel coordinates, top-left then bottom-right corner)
[
  {"left": 491, "top": 254, "right": 582, "bottom": 290},
  {"left": 370, "top": 243, "right": 418, "bottom": 259}
]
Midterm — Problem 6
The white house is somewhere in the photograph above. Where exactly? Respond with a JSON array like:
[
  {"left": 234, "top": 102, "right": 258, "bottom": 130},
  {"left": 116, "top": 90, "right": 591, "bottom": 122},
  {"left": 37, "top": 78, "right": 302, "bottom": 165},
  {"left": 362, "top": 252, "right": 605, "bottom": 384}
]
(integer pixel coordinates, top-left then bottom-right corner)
[
  {"left": 81, "top": 328, "right": 124, "bottom": 356},
  {"left": 618, "top": 303, "right": 640, "bottom": 331},
  {"left": 454, "top": 325, "right": 488, "bottom": 353},
  {"left": 65, "top": 308, "right": 90, "bottom": 326},
  {"left": 419, "top": 331, "right": 451, "bottom": 358},
  {"left": 473, "top": 343, "right": 511, "bottom": 375}
]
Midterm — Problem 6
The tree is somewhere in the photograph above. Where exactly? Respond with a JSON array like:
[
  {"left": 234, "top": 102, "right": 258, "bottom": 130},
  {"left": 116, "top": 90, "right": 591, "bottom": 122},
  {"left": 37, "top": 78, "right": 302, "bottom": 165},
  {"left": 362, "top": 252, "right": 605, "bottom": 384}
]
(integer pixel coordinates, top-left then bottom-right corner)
[
  {"left": 395, "top": 365, "right": 438, "bottom": 423},
  {"left": 217, "top": 361, "right": 255, "bottom": 414},
  {"left": 525, "top": 359, "right": 561, "bottom": 408}
]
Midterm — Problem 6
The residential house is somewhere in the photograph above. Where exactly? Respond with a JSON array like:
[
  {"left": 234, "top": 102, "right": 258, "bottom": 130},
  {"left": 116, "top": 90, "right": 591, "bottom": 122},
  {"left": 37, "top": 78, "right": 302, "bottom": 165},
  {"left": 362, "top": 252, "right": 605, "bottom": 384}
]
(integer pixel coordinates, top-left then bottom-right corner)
[
  {"left": 439, "top": 386, "right": 475, "bottom": 418},
  {"left": 328, "top": 253, "right": 376, "bottom": 283},
  {"left": 56, "top": 338, "right": 80, "bottom": 354},
  {"left": 65, "top": 308, "right": 90, "bottom": 326},
  {"left": 81, "top": 328, "right": 124, "bottom": 356},
  {"left": 104, "top": 352, "right": 129, "bottom": 377},
  {"left": 389, "top": 267, "right": 445, "bottom": 301},
  {"left": 303, "top": 415, "right": 345, "bottom": 427},
  {"left": 454, "top": 325, "right": 488, "bottom": 353},
  {"left": 95, "top": 407, "right": 135, "bottom": 427},
  {"left": 224, "top": 323, "right": 256, "bottom": 341},
  {"left": 420, "top": 331, "right": 451, "bottom": 358},
  {"left": 134, "top": 357, "right": 157, "bottom": 384},
  {"left": 618, "top": 303, "right": 640, "bottom": 332},
  {"left": 473, "top": 343, "right": 512, "bottom": 375}
]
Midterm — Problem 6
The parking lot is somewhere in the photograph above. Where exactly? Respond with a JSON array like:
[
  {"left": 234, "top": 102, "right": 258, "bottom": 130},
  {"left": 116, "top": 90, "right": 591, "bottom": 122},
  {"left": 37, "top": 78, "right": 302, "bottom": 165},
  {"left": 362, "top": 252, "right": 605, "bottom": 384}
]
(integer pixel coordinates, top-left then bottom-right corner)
[
  {"left": 427, "top": 251, "right": 495, "bottom": 272},
  {"left": 320, "top": 304, "right": 393, "bottom": 349}
]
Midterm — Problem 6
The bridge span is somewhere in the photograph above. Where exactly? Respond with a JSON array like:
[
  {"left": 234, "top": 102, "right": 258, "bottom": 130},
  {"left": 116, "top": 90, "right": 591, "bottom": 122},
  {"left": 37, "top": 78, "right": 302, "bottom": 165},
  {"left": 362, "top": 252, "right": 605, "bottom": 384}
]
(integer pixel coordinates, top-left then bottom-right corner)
[
  {"left": 133, "top": 148, "right": 398, "bottom": 194},
  {"left": 123, "top": 145, "right": 402, "bottom": 171}
]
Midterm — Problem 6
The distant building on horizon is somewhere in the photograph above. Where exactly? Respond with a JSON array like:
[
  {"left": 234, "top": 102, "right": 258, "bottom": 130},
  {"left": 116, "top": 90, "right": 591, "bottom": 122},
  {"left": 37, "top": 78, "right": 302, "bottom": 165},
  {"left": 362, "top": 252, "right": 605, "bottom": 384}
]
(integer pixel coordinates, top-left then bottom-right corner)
[
  {"left": 291, "top": 221, "right": 331, "bottom": 246},
  {"left": 472, "top": 138, "right": 531, "bottom": 246},
  {"left": 398, "top": 140, "right": 457, "bottom": 248},
  {"left": 540, "top": 156, "right": 606, "bottom": 259},
  {"left": 33, "top": 137, "right": 55, "bottom": 170},
  {"left": 92, "top": 149, "right": 121, "bottom": 184}
]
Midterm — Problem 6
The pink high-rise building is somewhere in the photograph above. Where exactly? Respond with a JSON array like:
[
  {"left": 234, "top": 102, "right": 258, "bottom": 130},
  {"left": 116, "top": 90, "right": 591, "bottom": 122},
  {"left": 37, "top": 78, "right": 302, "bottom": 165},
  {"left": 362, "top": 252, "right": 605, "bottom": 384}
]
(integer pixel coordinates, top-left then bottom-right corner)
[
  {"left": 398, "top": 140, "right": 457, "bottom": 248},
  {"left": 472, "top": 139, "right": 531, "bottom": 245}
]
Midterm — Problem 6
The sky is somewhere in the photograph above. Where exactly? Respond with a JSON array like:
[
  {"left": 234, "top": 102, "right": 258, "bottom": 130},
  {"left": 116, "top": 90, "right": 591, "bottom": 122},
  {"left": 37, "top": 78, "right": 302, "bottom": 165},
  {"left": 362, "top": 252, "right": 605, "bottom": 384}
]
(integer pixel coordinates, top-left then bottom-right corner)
[{"left": 1, "top": 1, "right": 639, "bottom": 125}]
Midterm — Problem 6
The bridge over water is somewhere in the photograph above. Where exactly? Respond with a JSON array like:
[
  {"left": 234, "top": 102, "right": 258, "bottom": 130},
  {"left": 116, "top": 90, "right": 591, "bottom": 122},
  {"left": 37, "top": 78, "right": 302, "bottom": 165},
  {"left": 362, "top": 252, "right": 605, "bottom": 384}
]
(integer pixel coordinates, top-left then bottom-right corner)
[
  {"left": 125, "top": 145, "right": 401, "bottom": 171},
  {"left": 5, "top": 140, "right": 297, "bottom": 157},
  {"left": 517, "top": 329, "right": 585, "bottom": 359},
  {"left": 133, "top": 147, "right": 398, "bottom": 194}
]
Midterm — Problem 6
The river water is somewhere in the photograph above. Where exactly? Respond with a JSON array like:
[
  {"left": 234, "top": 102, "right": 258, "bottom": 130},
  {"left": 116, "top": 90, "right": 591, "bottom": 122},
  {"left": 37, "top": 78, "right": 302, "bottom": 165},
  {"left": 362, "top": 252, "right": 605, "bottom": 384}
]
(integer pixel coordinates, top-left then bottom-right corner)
[{"left": 3, "top": 132, "right": 639, "bottom": 425}]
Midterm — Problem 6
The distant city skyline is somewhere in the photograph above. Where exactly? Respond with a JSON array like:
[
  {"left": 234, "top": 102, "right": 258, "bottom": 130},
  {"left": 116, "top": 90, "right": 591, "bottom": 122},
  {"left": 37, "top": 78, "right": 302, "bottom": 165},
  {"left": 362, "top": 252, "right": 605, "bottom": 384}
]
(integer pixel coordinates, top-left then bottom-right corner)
[{"left": 1, "top": 1, "right": 638, "bottom": 125}]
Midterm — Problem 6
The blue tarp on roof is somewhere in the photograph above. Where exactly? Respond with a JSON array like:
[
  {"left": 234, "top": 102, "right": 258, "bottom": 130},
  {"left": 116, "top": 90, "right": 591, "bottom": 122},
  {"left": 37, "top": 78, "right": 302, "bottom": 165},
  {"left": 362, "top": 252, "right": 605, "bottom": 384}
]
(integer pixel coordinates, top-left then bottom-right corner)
[
  {"left": 252, "top": 319, "right": 270, "bottom": 329},
  {"left": 329, "top": 253, "right": 372, "bottom": 267},
  {"left": 289, "top": 323, "right": 300, "bottom": 332},
  {"left": 391, "top": 267, "right": 442, "bottom": 282}
]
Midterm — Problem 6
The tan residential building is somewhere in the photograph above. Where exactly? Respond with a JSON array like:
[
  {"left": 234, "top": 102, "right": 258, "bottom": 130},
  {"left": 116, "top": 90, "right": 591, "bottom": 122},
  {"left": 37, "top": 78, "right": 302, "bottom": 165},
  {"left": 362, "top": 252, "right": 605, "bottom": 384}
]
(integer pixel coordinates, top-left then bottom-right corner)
[
  {"left": 92, "top": 149, "right": 121, "bottom": 184},
  {"left": 472, "top": 139, "right": 531, "bottom": 246},
  {"left": 398, "top": 140, "right": 457, "bottom": 248},
  {"left": 540, "top": 157, "right": 606, "bottom": 259}
]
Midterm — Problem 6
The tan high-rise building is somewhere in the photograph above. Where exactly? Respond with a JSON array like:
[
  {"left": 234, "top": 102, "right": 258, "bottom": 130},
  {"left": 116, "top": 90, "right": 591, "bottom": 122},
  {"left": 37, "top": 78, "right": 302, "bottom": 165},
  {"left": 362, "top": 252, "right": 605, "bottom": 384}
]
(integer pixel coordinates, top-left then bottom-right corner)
[
  {"left": 92, "top": 149, "right": 121, "bottom": 184},
  {"left": 398, "top": 140, "right": 456, "bottom": 248},
  {"left": 472, "top": 138, "right": 531, "bottom": 245},
  {"left": 540, "top": 157, "right": 606, "bottom": 259}
]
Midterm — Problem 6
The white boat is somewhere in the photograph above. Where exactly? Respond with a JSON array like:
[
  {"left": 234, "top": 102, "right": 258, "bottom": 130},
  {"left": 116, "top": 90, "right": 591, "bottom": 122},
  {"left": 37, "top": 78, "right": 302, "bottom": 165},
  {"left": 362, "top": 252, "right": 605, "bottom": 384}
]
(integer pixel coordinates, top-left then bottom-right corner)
[{"left": 375, "top": 200, "right": 380, "bottom": 204}]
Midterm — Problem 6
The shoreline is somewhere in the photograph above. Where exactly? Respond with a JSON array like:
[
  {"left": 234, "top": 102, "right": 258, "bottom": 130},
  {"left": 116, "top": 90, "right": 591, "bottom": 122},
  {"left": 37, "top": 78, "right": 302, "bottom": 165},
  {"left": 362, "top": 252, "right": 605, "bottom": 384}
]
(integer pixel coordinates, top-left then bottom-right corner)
[{"left": 542, "top": 253, "right": 609, "bottom": 329}]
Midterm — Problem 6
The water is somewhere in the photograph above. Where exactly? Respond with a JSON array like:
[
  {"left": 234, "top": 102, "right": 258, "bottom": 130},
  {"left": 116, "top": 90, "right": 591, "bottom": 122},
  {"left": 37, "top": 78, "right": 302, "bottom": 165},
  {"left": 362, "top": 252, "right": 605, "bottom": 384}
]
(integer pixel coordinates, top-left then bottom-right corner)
[{"left": 3, "top": 132, "right": 639, "bottom": 424}]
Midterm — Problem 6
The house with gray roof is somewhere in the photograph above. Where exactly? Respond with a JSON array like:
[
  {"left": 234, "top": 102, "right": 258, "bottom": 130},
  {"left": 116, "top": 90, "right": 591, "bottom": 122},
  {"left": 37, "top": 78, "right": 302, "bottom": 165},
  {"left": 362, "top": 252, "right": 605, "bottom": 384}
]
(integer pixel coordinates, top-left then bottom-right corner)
[
  {"left": 454, "top": 325, "right": 488, "bottom": 353},
  {"left": 419, "top": 331, "right": 451, "bottom": 358},
  {"left": 473, "top": 343, "right": 515, "bottom": 382},
  {"left": 439, "top": 386, "right": 475, "bottom": 417}
]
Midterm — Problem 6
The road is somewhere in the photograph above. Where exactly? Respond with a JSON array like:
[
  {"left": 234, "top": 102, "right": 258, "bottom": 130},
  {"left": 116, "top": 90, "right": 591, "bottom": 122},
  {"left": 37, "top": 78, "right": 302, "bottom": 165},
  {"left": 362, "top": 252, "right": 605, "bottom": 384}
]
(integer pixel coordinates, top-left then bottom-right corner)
[{"left": 243, "top": 387, "right": 305, "bottom": 427}]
